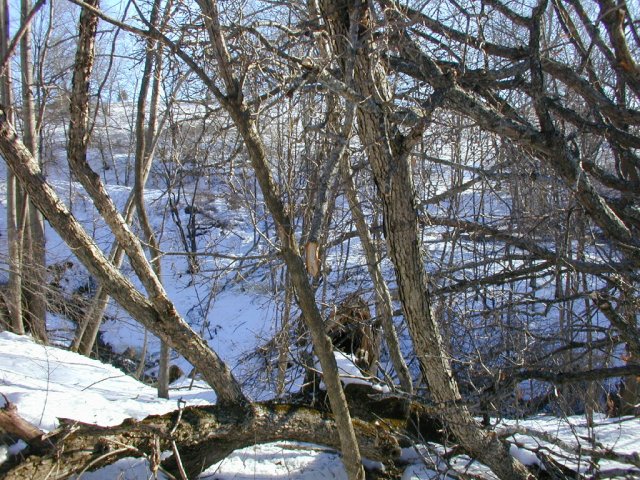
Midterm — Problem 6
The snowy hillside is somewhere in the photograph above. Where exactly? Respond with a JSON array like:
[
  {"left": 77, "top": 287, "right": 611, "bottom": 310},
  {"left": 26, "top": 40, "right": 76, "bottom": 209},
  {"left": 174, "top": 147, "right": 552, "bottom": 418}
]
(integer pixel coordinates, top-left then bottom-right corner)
[{"left": 1, "top": 332, "right": 639, "bottom": 479}]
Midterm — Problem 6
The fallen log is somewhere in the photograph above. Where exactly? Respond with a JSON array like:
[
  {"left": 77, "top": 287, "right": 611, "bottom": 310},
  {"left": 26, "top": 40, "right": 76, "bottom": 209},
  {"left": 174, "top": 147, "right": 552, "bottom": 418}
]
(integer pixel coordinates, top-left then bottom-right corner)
[
  {"left": 0, "top": 395, "right": 47, "bottom": 451},
  {"left": 0, "top": 399, "right": 402, "bottom": 480}
]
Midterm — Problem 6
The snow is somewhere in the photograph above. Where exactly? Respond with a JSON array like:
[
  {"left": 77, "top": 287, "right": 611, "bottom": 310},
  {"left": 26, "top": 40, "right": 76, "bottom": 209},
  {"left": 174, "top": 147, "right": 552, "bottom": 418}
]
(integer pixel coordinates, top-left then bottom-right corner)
[
  {"left": 318, "top": 351, "right": 391, "bottom": 392},
  {"left": 200, "top": 443, "right": 347, "bottom": 479},
  {"left": 0, "top": 104, "right": 638, "bottom": 478},
  {"left": 400, "top": 445, "right": 498, "bottom": 480},
  {"left": 501, "top": 415, "right": 640, "bottom": 476},
  {"left": 1, "top": 332, "right": 639, "bottom": 478},
  {"left": 0, "top": 331, "right": 212, "bottom": 431},
  {"left": 0, "top": 333, "right": 352, "bottom": 479}
]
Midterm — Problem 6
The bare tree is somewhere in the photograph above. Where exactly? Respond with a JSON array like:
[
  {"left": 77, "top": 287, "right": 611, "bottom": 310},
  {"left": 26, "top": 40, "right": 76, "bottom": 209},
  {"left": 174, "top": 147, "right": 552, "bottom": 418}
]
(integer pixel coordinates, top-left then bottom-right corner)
[
  {"left": 19, "top": 0, "right": 47, "bottom": 343},
  {"left": 191, "top": 1, "right": 365, "bottom": 477},
  {"left": 2, "top": 0, "right": 639, "bottom": 478},
  {"left": 0, "top": 0, "right": 23, "bottom": 335},
  {"left": 317, "top": 1, "right": 531, "bottom": 478},
  {"left": 0, "top": 110, "right": 248, "bottom": 406},
  {"left": 131, "top": 0, "right": 170, "bottom": 398}
]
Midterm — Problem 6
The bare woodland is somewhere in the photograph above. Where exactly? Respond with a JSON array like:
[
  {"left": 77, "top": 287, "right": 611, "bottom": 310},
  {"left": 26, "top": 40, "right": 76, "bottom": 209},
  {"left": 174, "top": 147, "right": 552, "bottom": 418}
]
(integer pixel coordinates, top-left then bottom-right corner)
[{"left": 0, "top": 0, "right": 639, "bottom": 479}]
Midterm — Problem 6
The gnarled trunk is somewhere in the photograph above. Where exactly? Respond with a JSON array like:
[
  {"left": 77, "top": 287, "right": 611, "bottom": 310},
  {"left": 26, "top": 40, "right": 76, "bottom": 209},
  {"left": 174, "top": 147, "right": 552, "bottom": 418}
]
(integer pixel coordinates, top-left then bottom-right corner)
[{"left": 319, "top": 2, "right": 532, "bottom": 478}]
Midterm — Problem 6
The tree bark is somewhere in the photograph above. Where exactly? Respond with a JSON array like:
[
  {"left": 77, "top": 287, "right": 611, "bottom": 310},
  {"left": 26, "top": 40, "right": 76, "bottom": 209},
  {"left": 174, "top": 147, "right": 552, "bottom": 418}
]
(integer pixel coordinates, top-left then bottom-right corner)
[
  {"left": 5, "top": 173, "right": 24, "bottom": 335},
  {"left": 0, "top": 398, "right": 402, "bottom": 480},
  {"left": 386, "top": 4, "right": 640, "bottom": 272},
  {"left": 0, "top": 113, "right": 247, "bottom": 407},
  {"left": 320, "top": 2, "right": 532, "bottom": 479},
  {"left": 73, "top": 50, "right": 179, "bottom": 357}
]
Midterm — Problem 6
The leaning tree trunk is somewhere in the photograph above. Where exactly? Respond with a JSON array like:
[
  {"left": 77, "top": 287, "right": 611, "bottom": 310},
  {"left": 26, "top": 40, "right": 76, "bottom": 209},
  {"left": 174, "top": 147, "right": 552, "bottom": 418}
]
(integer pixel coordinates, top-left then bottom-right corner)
[
  {"left": 73, "top": 41, "right": 180, "bottom": 358},
  {"left": 60, "top": 0, "right": 249, "bottom": 407},
  {"left": 0, "top": 112, "right": 247, "bottom": 406},
  {"left": 320, "top": 2, "right": 532, "bottom": 479},
  {"left": 194, "top": 1, "right": 365, "bottom": 478}
]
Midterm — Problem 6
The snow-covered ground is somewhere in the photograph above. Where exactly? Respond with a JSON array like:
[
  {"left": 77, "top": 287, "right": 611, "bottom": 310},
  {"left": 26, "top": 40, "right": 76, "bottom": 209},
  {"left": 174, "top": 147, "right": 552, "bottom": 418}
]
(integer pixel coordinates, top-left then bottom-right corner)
[
  {"left": 1, "top": 332, "right": 639, "bottom": 479},
  {"left": 0, "top": 331, "right": 347, "bottom": 478}
]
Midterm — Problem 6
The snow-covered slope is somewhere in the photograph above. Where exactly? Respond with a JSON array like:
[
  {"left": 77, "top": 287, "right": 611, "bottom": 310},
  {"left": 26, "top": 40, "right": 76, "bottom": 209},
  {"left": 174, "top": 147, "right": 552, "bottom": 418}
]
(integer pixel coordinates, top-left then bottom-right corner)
[
  {"left": 0, "top": 332, "right": 361, "bottom": 479},
  {"left": 1, "top": 332, "right": 639, "bottom": 479}
]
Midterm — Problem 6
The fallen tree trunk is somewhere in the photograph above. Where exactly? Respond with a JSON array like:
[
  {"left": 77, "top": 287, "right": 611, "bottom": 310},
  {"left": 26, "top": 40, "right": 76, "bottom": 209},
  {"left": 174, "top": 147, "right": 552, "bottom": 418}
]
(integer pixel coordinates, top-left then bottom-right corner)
[
  {"left": 0, "top": 400, "right": 402, "bottom": 480},
  {"left": 0, "top": 396, "right": 48, "bottom": 452}
]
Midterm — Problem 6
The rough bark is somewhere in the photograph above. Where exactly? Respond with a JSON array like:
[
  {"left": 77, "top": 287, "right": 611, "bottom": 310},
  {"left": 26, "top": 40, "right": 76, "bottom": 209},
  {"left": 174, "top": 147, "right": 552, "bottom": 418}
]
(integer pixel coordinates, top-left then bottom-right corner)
[
  {"left": 0, "top": 114, "right": 247, "bottom": 407},
  {"left": 68, "top": 0, "right": 206, "bottom": 404},
  {"left": 597, "top": 0, "right": 640, "bottom": 98},
  {"left": 194, "top": 1, "right": 366, "bottom": 478},
  {"left": 67, "top": 2, "right": 218, "bottom": 387},
  {"left": 0, "top": 397, "right": 402, "bottom": 480},
  {"left": 320, "top": 2, "right": 532, "bottom": 479},
  {"left": 5, "top": 171, "right": 24, "bottom": 335}
]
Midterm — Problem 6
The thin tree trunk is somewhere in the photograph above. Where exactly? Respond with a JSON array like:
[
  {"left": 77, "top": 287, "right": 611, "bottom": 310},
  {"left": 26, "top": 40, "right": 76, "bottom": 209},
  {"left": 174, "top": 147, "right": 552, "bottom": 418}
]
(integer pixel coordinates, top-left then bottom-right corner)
[
  {"left": 132, "top": 0, "right": 169, "bottom": 398},
  {"left": 5, "top": 0, "right": 250, "bottom": 406},
  {"left": 5, "top": 175, "right": 24, "bottom": 335},
  {"left": 194, "top": 1, "right": 365, "bottom": 477},
  {"left": 20, "top": 0, "right": 47, "bottom": 343},
  {"left": 340, "top": 157, "right": 413, "bottom": 393},
  {"left": 276, "top": 272, "right": 292, "bottom": 396},
  {"left": 0, "top": 0, "right": 24, "bottom": 335},
  {"left": 231, "top": 95, "right": 366, "bottom": 480}
]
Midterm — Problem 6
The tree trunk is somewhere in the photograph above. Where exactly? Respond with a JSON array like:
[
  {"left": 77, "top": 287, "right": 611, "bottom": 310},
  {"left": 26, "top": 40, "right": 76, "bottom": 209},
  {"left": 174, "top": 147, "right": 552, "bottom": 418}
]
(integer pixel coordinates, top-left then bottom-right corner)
[
  {"left": 5, "top": 174, "right": 24, "bottom": 335},
  {"left": 0, "top": 397, "right": 402, "bottom": 480},
  {"left": 340, "top": 157, "right": 413, "bottom": 393},
  {"left": 132, "top": 0, "right": 168, "bottom": 398},
  {"left": 20, "top": 0, "right": 47, "bottom": 343},
  {"left": 67, "top": 0, "right": 196, "bottom": 404},
  {"left": 0, "top": 114, "right": 247, "bottom": 407},
  {"left": 228, "top": 99, "right": 366, "bottom": 480},
  {"left": 320, "top": 2, "right": 532, "bottom": 479},
  {"left": 194, "top": 1, "right": 366, "bottom": 478},
  {"left": 73, "top": 66, "right": 176, "bottom": 356},
  {"left": 0, "top": 3, "right": 24, "bottom": 335}
]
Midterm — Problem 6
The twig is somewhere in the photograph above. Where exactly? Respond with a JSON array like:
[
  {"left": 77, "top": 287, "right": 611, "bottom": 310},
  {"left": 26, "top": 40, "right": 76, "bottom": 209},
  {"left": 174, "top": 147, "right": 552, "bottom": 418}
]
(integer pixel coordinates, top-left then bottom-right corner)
[
  {"left": 169, "top": 399, "right": 188, "bottom": 480},
  {"left": 76, "top": 447, "right": 138, "bottom": 479}
]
